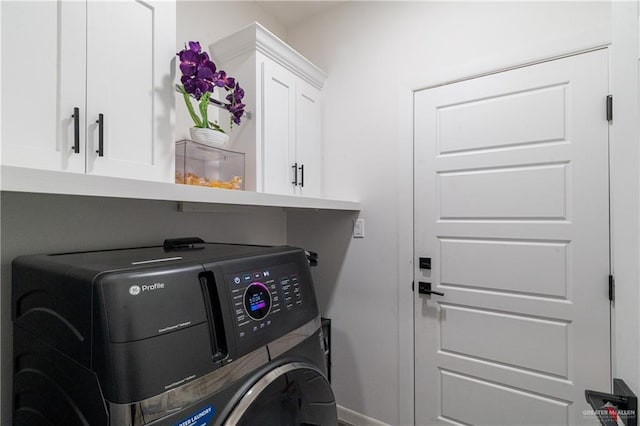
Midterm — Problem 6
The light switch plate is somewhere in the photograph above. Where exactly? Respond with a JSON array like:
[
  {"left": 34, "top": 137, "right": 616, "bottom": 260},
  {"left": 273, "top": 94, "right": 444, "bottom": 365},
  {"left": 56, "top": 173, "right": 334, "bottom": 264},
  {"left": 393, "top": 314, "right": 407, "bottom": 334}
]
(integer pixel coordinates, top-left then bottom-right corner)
[{"left": 353, "top": 218, "right": 365, "bottom": 238}]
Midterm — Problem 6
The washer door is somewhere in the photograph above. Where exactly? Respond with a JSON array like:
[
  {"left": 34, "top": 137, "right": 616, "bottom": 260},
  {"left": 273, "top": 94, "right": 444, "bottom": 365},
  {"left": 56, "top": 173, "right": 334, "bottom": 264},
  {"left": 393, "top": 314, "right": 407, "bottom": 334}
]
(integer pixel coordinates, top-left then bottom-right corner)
[{"left": 224, "top": 362, "right": 336, "bottom": 426}]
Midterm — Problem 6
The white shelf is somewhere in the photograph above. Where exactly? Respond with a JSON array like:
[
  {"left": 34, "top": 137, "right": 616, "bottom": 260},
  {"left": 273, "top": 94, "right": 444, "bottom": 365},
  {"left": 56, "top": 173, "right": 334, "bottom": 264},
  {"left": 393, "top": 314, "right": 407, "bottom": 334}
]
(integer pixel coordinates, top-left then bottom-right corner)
[{"left": 0, "top": 166, "right": 360, "bottom": 212}]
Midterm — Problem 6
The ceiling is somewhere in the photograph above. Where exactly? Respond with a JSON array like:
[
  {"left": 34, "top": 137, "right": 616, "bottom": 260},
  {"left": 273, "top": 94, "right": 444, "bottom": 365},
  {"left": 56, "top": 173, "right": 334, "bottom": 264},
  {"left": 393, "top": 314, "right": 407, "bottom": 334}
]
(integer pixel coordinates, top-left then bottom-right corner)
[{"left": 254, "top": 1, "right": 344, "bottom": 28}]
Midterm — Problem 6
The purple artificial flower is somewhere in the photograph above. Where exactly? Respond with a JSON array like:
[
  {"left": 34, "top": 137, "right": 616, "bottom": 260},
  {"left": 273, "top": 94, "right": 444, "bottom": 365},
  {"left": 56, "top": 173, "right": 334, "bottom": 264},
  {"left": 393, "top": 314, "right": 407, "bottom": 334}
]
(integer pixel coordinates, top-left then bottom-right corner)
[
  {"left": 230, "top": 104, "right": 245, "bottom": 124},
  {"left": 178, "top": 49, "right": 199, "bottom": 76},
  {"left": 215, "top": 70, "right": 236, "bottom": 89},
  {"left": 177, "top": 41, "right": 246, "bottom": 128},
  {"left": 224, "top": 83, "right": 245, "bottom": 125},
  {"left": 197, "top": 61, "right": 218, "bottom": 92},
  {"left": 177, "top": 41, "right": 219, "bottom": 100},
  {"left": 226, "top": 83, "right": 245, "bottom": 104},
  {"left": 235, "top": 84, "right": 245, "bottom": 101}
]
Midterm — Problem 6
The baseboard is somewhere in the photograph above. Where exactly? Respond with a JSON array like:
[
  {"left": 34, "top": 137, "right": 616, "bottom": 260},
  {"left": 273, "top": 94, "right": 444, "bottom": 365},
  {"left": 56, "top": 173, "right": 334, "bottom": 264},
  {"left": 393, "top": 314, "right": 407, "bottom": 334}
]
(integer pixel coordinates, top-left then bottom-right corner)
[{"left": 337, "top": 405, "right": 390, "bottom": 426}]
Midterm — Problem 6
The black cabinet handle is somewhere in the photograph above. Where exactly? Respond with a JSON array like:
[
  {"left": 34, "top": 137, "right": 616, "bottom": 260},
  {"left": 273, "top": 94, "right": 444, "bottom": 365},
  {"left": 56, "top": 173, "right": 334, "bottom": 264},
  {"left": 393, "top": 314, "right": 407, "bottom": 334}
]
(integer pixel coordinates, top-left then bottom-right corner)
[
  {"left": 291, "top": 162, "right": 298, "bottom": 186},
  {"left": 71, "top": 107, "right": 80, "bottom": 153},
  {"left": 95, "top": 113, "right": 104, "bottom": 157},
  {"left": 418, "top": 282, "right": 444, "bottom": 297},
  {"left": 298, "top": 164, "right": 304, "bottom": 187}
]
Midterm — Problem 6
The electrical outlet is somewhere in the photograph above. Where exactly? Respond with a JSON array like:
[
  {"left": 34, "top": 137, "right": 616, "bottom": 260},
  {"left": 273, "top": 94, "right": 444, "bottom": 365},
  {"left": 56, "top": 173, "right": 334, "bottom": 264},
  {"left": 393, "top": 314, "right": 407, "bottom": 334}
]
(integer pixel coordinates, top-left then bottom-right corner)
[{"left": 353, "top": 218, "right": 365, "bottom": 238}]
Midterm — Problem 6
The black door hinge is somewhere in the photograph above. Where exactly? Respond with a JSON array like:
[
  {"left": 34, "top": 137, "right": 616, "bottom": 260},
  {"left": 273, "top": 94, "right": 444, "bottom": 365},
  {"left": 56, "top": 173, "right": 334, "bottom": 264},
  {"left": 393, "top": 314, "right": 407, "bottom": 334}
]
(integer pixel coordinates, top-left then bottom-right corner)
[
  {"left": 412, "top": 281, "right": 414, "bottom": 292},
  {"left": 609, "top": 275, "right": 615, "bottom": 302},
  {"left": 607, "top": 95, "right": 613, "bottom": 122}
]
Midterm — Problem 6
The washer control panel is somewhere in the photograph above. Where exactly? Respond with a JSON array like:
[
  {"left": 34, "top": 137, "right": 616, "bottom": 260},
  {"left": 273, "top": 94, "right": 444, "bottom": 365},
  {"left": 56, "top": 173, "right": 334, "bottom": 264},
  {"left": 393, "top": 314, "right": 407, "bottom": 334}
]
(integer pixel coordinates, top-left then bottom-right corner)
[{"left": 226, "top": 263, "right": 304, "bottom": 340}]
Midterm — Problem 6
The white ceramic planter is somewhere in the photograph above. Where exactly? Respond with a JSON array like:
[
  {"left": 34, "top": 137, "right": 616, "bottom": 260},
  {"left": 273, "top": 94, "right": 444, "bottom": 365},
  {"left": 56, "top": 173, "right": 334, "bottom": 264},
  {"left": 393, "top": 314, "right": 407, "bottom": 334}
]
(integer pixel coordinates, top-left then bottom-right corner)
[{"left": 189, "top": 127, "right": 230, "bottom": 148}]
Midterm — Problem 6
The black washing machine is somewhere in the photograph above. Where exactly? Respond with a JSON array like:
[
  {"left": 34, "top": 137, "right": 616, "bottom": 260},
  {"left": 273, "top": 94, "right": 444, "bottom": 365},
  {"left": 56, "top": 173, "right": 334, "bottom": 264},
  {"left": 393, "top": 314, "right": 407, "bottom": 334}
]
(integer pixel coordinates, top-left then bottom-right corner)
[{"left": 12, "top": 239, "right": 336, "bottom": 425}]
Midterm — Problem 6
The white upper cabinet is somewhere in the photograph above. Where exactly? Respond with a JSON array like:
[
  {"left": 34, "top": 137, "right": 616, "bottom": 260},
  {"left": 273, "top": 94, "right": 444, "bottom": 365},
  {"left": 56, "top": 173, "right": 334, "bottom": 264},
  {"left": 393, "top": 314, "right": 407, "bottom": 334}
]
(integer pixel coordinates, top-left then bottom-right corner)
[
  {"left": 1, "top": 1, "right": 86, "bottom": 173},
  {"left": 294, "top": 80, "right": 322, "bottom": 197},
  {"left": 210, "top": 23, "right": 326, "bottom": 197},
  {"left": 85, "top": 0, "right": 175, "bottom": 181},
  {"left": 1, "top": 0, "right": 176, "bottom": 182},
  {"left": 262, "top": 61, "right": 296, "bottom": 195}
]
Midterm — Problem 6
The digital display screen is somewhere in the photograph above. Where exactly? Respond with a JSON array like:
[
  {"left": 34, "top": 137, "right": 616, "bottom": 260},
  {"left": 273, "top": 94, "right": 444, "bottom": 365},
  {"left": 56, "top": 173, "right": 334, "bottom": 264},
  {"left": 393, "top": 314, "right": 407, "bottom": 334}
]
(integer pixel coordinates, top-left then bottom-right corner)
[
  {"left": 244, "top": 282, "right": 271, "bottom": 320},
  {"left": 249, "top": 294, "right": 267, "bottom": 311}
]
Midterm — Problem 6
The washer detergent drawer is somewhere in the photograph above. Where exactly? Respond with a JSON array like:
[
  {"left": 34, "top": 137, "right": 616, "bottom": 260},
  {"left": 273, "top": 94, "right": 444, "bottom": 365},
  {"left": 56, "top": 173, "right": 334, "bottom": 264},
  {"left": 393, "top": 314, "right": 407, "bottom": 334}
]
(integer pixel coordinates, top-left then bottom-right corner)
[
  {"left": 95, "top": 265, "right": 222, "bottom": 404},
  {"left": 98, "top": 265, "right": 208, "bottom": 342}
]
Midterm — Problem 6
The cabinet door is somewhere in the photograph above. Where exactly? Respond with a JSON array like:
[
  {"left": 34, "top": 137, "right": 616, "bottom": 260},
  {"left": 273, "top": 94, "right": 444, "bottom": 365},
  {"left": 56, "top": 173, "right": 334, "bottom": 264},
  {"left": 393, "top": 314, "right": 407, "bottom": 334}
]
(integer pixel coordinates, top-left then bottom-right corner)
[
  {"left": 1, "top": 1, "right": 86, "bottom": 173},
  {"left": 262, "top": 61, "right": 296, "bottom": 195},
  {"left": 86, "top": 0, "right": 175, "bottom": 182},
  {"left": 295, "top": 80, "right": 322, "bottom": 197}
]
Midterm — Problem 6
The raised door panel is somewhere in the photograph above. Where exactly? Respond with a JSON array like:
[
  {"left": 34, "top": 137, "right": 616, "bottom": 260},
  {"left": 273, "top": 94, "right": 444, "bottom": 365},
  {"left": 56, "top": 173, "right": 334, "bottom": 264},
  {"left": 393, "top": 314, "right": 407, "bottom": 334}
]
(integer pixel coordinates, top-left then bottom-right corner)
[
  {"left": 1, "top": 1, "right": 85, "bottom": 173},
  {"left": 86, "top": 0, "right": 175, "bottom": 182},
  {"left": 262, "top": 60, "right": 296, "bottom": 195},
  {"left": 295, "top": 80, "right": 322, "bottom": 197}
]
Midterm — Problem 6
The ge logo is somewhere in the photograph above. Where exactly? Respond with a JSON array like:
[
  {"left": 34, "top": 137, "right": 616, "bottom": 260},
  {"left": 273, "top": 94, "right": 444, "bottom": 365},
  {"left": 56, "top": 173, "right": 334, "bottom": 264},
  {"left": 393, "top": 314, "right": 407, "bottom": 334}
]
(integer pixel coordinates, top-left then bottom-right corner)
[{"left": 129, "top": 285, "right": 141, "bottom": 296}]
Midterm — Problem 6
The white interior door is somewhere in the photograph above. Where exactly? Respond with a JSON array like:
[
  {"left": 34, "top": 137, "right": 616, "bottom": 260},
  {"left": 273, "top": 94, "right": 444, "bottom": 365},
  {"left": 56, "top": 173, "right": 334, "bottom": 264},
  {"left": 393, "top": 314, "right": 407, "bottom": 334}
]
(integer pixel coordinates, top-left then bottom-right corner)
[{"left": 414, "top": 49, "right": 610, "bottom": 426}]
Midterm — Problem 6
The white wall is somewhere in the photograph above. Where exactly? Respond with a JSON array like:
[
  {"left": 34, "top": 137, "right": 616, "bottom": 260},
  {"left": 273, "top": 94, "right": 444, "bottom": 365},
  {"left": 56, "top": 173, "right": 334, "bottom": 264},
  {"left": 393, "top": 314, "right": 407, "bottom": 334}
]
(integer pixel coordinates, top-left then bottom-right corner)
[{"left": 286, "top": 2, "right": 616, "bottom": 424}]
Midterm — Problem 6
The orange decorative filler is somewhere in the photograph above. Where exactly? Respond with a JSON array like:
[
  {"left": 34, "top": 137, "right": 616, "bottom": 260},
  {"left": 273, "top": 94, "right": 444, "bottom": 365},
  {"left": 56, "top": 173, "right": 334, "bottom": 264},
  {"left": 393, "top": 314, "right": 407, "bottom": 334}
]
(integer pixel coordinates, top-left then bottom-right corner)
[{"left": 175, "top": 171, "right": 242, "bottom": 190}]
